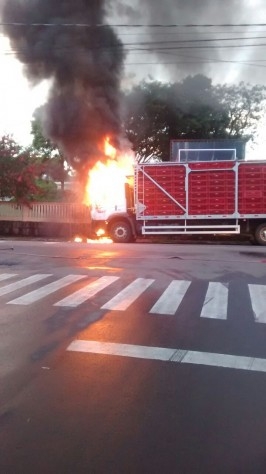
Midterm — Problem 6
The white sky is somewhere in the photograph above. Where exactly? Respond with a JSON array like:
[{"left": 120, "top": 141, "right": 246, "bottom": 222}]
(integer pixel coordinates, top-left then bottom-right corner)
[{"left": 0, "top": 35, "right": 49, "bottom": 146}]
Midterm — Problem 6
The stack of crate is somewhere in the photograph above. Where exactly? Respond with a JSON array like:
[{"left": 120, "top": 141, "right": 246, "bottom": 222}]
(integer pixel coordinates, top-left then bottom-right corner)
[
  {"left": 188, "top": 162, "right": 236, "bottom": 215},
  {"left": 238, "top": 163, "right": 266, "bottom": 215},
  {"left": 137, "top": 165, "right": 186, "bottom": 217}
]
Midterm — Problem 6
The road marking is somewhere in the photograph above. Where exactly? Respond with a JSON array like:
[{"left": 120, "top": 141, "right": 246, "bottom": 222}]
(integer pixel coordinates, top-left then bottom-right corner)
[
  {"left": 7, "top": 275, "right": 86, "bottom": 305},
  {"left": 0, "top": 274, "right": 17, "bottom": 282},
  {"left": 150, "top": 280, "right": 191, "bottom": 315},
  {"left": 68, "top": 340, "right": 178, "bottom": 361},
  {"left": 67, "top": 340, "right": 266, "bottom": 373},
  {"left": 54, "top": 276, "right": 120, "bottom": 307},
  {"left": 200, "top": 282, "right": 228, "bottom": 319},
  {"left": 248, "top": 284, "right": 266, "bottom": 323},
  {"left": 0, "top": 273, "right": 265, "bottom": 324},
  {"left": 101, "top": 278, "right": 154, "bottom": 311},
  {"left": 0, "top": 274, "right": 51, "bottom": 297}
]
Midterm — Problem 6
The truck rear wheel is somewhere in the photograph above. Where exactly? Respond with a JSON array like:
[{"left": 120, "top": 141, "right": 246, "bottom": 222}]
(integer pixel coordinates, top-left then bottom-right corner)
[
  {"left": 109, "top": 220, "right": 133, "bottom": 243},
  {"left": 254, "top": 223, "right": 266, "bottom": 245}
]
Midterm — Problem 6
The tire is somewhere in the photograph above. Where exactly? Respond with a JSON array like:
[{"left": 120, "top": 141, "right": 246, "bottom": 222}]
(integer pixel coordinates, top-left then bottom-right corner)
[
  {"left": 254, "top": 223, "right": 266, "bottom": 245},
  {"left": 109, "top": 220, "right": 133, "bottom": 243}
]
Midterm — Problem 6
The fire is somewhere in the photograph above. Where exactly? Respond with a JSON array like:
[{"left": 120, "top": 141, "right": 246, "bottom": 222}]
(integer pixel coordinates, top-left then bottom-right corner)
[
  {"left": 84, "top": 136, "right": 134, "bottom": 210},
  {"left": 74, "top": 234, "right": 113, "bottom": 244},
  {"left": 96, "top": 228, "right": 106, "bottom": 237},
  {"left": 104, "top": 136, "right": 117, "bottom": 160},
  {"left": 86, "top": 237, "right": 113, "bottom": 244},
  {"left": 85, "top": 159, "right": 127, "bottom": 210},
  {"left": 80, "top": 136, "right": 135, "bottom": 244}
]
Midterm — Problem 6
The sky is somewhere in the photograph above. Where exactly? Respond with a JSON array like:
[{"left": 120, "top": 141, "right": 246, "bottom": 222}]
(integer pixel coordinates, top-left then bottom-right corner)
[
  {"left": 0, "top": 35, "right": 49, "bottom": 145},
  {"left": 1, "top": 0, "right": 266, "bottom": 158}
]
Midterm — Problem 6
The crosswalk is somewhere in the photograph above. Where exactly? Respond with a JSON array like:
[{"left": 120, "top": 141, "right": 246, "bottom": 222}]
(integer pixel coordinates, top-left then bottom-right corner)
[
  {"left": 201, "top": 282, "right": 228, "bottom": 320},
  {"left": 0, "top": 272, "right": 265, "bottom": 323}
]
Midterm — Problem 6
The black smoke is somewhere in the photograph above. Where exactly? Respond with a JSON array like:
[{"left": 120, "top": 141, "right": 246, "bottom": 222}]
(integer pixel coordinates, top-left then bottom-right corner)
[
  {"left": 109, "top": 0, "right": 266, "bottom": 86},
  {"left": 2, "top": 0, "right": 125, "bottom": 173}
]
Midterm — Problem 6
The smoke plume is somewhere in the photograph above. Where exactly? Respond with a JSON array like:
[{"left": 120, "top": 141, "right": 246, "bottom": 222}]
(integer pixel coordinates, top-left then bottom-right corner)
[
  {"left": 109, "top": 0, "right": 266, "bottom": 86},
  {"left": 2, "top": 0, "right": 125, "bottom": 173}
]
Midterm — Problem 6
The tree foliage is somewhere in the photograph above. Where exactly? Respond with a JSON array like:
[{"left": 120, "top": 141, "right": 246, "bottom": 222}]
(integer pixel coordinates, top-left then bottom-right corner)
[
  {"left": 123, "top": 75, "right": 266, "bottom": 161},
  {"left": 30, "top": 117, "right": 70, "bottom": 189},
  {"left": 0, "top": 135, "right": 46, "bottom": 203}
]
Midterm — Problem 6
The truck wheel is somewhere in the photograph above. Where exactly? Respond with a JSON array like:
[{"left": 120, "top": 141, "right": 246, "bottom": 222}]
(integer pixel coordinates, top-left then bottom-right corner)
[
  {"left": 110, "top": 221, "right": 133, "bottom": 243},
  {"left": 254, "top": 223, "right": 266, "bottom": 245}
]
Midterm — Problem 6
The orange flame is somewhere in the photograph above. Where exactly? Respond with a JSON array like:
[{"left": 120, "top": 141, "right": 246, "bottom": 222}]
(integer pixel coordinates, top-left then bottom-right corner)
[
  {"left": 104, "top": 136, "right": 117, "bottom": 160},
  {"left": 84, "top": 136, "right": 134, "bottom": 209},
  {"left": 86, "top": 237, "right": 113, "bottom": 244},
  {"left": 74, "top": 234, "right": 113, "bottom": 244}
]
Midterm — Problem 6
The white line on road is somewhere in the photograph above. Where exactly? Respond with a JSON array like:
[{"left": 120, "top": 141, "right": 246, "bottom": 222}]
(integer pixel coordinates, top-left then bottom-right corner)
[
  {"left": 248, "top": 284, "right": 266, "bottom": 323},
  {"left": 67, "top": 340, "right": 266, "bottom": 374},
  {"left": 7, "top": 275, "right": 86, "bottom": 305},
  {"left": 54, "top": 276, "right": 120, "bottom": 307},
  {"left": 101, "top": 278, "right": 154, "bottom": 311},
  {"left": 0, "top": 274, "right": 52, "bottom": 297},
  {"left": 68, "top": 340, "right": 176, "bottom": 361},
  {"left": 0, "top": 274, "right": 17, "bottom": 282},
  {"left": 200, "top": 282, "right": 228, "bottom": 319},
  {"left": 150, "top": 280, "right": 191, "bottom": 315}
]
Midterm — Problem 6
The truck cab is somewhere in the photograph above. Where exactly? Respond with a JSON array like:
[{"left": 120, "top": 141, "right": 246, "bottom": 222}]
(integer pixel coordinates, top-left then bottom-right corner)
[{"left": 90, "top": 180, "right": 137, "bottom": 243}]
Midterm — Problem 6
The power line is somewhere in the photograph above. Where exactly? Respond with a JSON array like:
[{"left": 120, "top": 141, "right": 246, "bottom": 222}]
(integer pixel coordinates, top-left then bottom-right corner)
[
  {"left": 124, "top": 60, "right": 266, "bottom": 69},
  {"left": 120, "top": 36, "right": 266, "bottom": 45},
  {"left": 1, "top": 22, "right": 266, "bottom": 28},
  {"left": 1, "top": 39, "right": 266, "bottom": 53},
  {"left": 3, "top": 29, "right": 266, "bottom": 37},
  {"left": 117, "top": 30, "right": 266, "bottom": 36},
  {"left": 1, "top": 47, "right": 266, "bottom": 69},
  {"left": 127, "top": 44, "right": 266, "bottom": 51},
  {"left": 1, "top": 45, "right": 266, "bottom": 58}
]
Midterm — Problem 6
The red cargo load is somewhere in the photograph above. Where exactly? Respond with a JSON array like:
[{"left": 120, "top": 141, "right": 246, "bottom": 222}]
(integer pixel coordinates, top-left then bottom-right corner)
[
  {"left": 136, "top": 164, "right": 186, "bottom": 217},
  {"left": 136, "top": 161, "right": 266, "bottom": 219},
  {"left": 188, "top": 162, "right": 235, "bottom": 215},
  {"left": 238, "top": 163, "right": 266, "bottom": 214}
]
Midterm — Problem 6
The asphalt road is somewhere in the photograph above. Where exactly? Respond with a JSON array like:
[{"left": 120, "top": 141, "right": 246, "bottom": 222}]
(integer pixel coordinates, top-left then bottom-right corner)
[{"left": 1, "top": 239, "right": 266, "bottom": 474}]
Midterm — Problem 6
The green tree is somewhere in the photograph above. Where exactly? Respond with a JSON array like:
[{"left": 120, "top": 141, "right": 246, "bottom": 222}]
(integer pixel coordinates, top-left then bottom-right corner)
[
  {"left": 168, "top": 75, "right": 231, "bottom": 139},
  {"left": 0, "top": 135, "right": 45, "bottom": 203},
  {"left": 215, "top": 81, "right": 265, "bottom": 137},
  {"left": 123, "top": 75, "right": 266, "bottom": 161},
  {"left": 123, "top": 81, "right": 171, "bottom": 161},
  {"left": 30, "top": 117, "right": 70, "bottom": 192},
  {"left": 34, "top": 178, "right": 58, "bottom": 201}
]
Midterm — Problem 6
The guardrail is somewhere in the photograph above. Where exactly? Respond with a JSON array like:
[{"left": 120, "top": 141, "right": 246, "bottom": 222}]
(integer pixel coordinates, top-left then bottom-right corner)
[{"left": 0, "top": 202, "right": 91, "bottom": 224}]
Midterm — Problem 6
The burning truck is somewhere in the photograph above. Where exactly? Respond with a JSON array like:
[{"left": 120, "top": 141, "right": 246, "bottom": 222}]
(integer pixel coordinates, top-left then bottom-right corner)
[
  {"left": 1, "top": 137, "right": 266, "bottom": 245},
  {"left": 86, "top": 138, "right": 266, "bottom": 245},
  {"left": 2, "top": 2, "right": 266, "bottom": 245}
]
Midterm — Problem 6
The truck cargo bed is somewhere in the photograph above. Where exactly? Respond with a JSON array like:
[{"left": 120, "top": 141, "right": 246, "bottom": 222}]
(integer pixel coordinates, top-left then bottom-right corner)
[{"left": 135, "top": 161, "right": 266, "bottom": 220}]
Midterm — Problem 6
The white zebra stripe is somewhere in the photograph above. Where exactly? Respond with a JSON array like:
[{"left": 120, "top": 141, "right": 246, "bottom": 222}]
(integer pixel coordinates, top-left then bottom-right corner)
[
  {"left": 248, "top": 284, "right": 266, "bottom": 323},
  {"left": 67, "top": 340, "right": 266, "bottom": 374},
  {"left": 200, "top": 282, "right": 228, "bottom": 320},
  {"left": 0, "top": 274, "right": 18, "bottom": 282},
  {"left": 0, "top": 274, "right": 51, "bottom": 297},
  {"left": 7, "top": 275, "right": 86, "bottom": 305},
  {"left": 101, "top": 278, "right": 154, "bottom": 311},
  {"left": 54, "top": 276, "right": 120, "bottom": 307},
  {"left": 150, "top": 280, "right": 191, "bottom": 315},
  {"left": 0, "top": 273, "right": 265, "bottom": 324}
]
